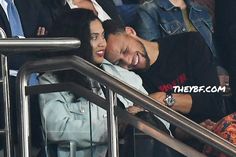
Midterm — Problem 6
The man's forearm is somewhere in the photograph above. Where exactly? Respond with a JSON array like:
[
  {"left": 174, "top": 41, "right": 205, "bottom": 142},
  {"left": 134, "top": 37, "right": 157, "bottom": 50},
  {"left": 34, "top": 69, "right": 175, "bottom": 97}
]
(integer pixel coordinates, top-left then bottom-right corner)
[
  {"left": 172, "top": 93, "right": 192, "bottom": 113},
  {"left": 150, "top": 92, "right": 192, "bottom": 114}
]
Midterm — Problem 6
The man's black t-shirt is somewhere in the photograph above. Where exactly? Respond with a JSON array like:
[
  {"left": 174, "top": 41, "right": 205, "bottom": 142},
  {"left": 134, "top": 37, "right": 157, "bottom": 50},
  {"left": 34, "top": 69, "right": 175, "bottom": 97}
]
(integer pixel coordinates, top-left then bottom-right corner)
[{"left": 136, "top": 32, "right": 224, "bottom": 122}]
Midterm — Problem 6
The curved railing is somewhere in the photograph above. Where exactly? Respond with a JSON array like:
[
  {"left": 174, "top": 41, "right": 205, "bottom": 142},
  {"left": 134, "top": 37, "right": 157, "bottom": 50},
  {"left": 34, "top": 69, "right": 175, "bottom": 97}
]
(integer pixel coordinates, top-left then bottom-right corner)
[
  {"left": 17, "top": 55, "right": 236, "bottom": 157},
  {"left": 0, "top": 37, "right": 80, "bottom": 157},
  {"left": 1, "top": 37, "right": 236, "bottom": 157}
]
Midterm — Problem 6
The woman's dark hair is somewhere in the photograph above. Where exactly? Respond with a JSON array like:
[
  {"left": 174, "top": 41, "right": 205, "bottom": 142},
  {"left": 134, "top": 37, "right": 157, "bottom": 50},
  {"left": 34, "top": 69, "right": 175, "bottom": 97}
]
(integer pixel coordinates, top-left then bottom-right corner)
[
  {"left": 47, "top": 9, "right": 101, "bottom": 93},
  {"left": 48, "top": 8, "right": 100, "bottom": 61}
]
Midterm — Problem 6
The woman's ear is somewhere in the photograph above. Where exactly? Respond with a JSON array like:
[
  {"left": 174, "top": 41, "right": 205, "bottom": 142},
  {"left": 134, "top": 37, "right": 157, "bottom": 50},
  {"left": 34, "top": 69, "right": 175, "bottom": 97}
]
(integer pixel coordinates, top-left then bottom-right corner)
[{"left": 125, "top": 27, "right": 137, "bottom": 36}]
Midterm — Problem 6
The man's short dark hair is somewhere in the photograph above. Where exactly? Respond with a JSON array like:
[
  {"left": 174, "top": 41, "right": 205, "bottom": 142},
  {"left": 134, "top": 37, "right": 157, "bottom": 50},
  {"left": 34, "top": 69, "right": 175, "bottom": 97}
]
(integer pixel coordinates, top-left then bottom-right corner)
[{"left": 102, "top": 20, "right": 125, "bottom": 39}]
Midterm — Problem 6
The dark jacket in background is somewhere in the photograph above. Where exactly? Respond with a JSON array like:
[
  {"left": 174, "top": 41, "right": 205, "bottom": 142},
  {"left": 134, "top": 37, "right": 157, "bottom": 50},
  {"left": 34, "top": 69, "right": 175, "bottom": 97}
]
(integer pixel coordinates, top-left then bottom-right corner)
[
  {"left": 0, "top": 6, "right": 11, "bottom": 36},
  {"left": 215, "top": 0, "right": 236, "bottom": 108},
  {"left": 0, "top": 0, "right": 52, "bottom": 69},
  {"left": 0, "top": 0, "right": 51, "bottom": 38},
  {"left": 42, "top": 0, "right": 123, "bottom": 30}
]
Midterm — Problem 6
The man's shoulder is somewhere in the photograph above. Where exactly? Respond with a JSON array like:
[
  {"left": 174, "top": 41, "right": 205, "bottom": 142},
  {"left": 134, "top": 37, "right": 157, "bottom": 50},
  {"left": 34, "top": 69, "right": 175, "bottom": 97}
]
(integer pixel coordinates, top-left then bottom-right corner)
[
  {"left": 182, "top": 32, "right": 202, "bottom": 39},
  {"left": 102, "top": 59, "right": 138, "bottom": 77},
  {"left": 173, "top": 32, "right": 202, "bottom": 40},
  {"left": 102, "top": 60, "right": 146, "bottom": 92},
  {"left": 158, "top": 32, "right": 203, "bottom": 44},
  {"left": 177, "top": 32, "right": 206, "bottom": 48}
]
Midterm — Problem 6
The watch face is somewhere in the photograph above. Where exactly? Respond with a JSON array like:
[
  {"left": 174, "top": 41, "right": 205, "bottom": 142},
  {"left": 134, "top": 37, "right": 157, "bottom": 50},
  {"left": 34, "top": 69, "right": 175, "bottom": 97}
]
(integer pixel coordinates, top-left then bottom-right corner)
[{"left": 165, "top": 95, "right": 175, "bottom": 107}]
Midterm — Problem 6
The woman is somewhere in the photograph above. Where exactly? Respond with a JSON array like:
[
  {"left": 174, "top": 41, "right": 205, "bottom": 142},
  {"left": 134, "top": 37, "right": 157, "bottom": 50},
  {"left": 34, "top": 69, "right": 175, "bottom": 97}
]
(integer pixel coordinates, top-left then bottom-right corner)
[{"left": 39, "top": 9, "right": 108, "bottom": 157}]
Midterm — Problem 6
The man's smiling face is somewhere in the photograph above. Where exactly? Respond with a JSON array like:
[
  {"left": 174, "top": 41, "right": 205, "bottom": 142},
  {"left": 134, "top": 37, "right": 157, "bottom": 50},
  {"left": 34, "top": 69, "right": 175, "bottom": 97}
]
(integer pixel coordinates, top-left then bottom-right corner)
[{"left": 105, "top": 33, "right": 150, "bottom": 70}]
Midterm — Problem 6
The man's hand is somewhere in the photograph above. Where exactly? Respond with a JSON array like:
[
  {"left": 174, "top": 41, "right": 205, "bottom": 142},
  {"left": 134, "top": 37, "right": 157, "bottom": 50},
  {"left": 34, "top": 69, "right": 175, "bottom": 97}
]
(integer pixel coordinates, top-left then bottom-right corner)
[{"left": 149, "top": 92, "right": 166, "bottom": 104}]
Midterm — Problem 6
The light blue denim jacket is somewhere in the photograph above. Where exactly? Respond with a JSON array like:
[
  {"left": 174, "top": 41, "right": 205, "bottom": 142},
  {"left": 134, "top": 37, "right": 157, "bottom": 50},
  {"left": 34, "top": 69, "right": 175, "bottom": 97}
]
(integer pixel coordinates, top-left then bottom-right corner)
[
  {"left": 136, "top": 0, "right": 216, "bottom": 57},
  {"left": 39, "top": 72, "right": 108, "bottom": 157}
]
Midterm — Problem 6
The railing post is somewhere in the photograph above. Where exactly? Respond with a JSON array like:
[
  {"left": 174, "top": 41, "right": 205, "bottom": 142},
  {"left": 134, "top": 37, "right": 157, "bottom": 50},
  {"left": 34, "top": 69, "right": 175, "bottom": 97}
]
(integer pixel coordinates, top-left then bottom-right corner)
[
  {"left": 70, "top": 141, "right": 76, "bottom": 157},
  {"left": 18, "top": 71, "right": 31, "bottom": 157},
  {"left": 1, "top": 55, "right": 13, "bottom": 157},
  {"left": 107, "top": 89, "right": 119, "bottom": 157},
  {"left": 0, "top": 27, "right": 13, "bottom": 157}
]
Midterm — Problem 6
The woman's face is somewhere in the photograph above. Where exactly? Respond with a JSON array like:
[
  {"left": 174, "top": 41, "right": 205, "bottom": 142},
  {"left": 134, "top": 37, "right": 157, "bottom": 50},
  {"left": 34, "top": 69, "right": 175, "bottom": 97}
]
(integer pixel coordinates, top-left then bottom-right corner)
[{"left": 89, "top": 19, "right": 106, "bottom": 64}]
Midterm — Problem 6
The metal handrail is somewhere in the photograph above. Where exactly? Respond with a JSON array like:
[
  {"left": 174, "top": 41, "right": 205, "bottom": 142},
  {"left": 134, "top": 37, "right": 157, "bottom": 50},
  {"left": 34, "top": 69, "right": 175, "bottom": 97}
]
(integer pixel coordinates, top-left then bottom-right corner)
[
  {"left": 17, "top": 55, "right": 236, "bottom": 157},
  {"left": 0, "top": 38, "right": 80, "bottom": 55},
  {"left": 25, "top": 82, "right": 206, "bottom": 157}
]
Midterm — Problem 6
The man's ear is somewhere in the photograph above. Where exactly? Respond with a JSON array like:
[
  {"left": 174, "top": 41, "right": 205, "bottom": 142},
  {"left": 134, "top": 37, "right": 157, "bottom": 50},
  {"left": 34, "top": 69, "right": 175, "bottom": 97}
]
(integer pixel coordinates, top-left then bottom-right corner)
[{"left": 125, "top": 27, "right": 137, "bottom": 36}]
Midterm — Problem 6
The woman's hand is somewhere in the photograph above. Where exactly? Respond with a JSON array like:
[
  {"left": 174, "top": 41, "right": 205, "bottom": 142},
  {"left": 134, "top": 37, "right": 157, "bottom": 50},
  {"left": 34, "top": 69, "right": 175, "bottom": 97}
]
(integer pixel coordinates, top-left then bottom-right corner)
[
  {"left": 200, "top": 119, "right": 216, "bottom": 131},
  {"left": 127, "top": 106, "right": 144, "bottom": 115}
]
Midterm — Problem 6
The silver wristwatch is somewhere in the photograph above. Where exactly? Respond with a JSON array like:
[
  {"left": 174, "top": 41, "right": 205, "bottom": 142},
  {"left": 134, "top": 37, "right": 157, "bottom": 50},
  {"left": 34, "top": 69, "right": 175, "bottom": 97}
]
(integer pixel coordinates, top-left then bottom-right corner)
[{"left": 164, "top": 93, "right": 175, "bottom": 107}]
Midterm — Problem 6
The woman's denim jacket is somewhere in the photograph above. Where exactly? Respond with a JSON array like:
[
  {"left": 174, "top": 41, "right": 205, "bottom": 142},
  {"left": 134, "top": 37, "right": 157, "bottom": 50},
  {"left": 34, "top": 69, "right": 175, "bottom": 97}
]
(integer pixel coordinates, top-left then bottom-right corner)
[
  {"left": 39, "top": 72, "right": 108, "bottom": 157},
  {"left": 136, "top": 0, "right": 216, "bottom": 57}
]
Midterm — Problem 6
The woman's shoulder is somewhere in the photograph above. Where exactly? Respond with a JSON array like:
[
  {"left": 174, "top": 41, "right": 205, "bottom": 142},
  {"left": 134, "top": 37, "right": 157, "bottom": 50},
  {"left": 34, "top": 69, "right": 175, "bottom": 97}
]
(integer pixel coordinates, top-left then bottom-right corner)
[{"left": 102, "top": 60, "right": 148, "bottom": 94}]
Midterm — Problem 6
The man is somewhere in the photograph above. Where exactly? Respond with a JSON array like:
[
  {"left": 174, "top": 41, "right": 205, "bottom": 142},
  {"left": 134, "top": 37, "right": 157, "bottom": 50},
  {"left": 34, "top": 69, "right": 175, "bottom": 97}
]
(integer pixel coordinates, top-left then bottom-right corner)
[
  {"left": 103, "top": 20, "right": 225, "bottom": 125},
  {"left": 134, "top": 0, "right": 229, "bottom": 98}
]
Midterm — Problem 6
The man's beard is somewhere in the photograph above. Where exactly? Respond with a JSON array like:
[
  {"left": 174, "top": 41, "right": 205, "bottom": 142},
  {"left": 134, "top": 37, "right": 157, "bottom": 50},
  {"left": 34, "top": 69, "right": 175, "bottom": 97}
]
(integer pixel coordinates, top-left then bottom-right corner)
[{"left": 135, "top": 40, "right": 150, "bottom": 72}]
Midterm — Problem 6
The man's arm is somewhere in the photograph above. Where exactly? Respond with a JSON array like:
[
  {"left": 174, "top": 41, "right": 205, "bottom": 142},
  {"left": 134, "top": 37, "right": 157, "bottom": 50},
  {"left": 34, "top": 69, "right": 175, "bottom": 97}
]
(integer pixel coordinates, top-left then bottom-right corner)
[{"left": 149, "top": 92, "right": 192, "bottom": 114}]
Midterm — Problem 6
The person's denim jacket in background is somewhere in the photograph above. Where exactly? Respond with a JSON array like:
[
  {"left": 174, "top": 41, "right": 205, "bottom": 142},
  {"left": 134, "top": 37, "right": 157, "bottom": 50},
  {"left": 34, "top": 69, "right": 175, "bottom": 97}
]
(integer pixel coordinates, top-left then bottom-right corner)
[{"left": 136, "top": 0, "right": 216, "bottom": 57}]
